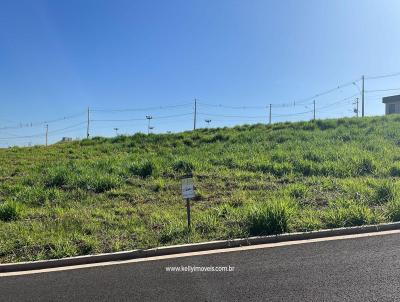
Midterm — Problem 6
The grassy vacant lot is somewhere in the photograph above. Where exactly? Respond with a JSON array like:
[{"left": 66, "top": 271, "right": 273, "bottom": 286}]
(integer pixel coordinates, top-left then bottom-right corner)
[{"left": 2, "top": 115, "right": 400, "bottom": 263}]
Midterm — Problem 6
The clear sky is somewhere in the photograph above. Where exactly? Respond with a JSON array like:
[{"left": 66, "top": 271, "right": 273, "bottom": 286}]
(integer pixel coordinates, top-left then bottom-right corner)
[{"left": 1, "top": 0, "right": 400, "bottom": 146}]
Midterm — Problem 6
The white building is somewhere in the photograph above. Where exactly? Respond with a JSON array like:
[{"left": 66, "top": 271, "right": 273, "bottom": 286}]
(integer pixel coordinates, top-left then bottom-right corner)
[{"left": 383, "top": 95, "right": 400, "bottom": 115}]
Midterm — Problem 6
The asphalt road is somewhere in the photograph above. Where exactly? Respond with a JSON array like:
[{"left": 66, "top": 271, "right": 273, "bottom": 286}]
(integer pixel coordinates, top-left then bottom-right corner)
[{"left": 2, "top": 233, "right": 400, "bottom": 302}]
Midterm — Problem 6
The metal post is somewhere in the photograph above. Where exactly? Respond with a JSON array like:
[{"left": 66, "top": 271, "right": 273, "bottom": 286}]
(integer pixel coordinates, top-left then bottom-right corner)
[
  {"left": 269, "top": 104, "right": 272, "bottom": 125},
  {"left": 361, "top": 75, "right": 365, "bottom": 117},
  {"left": 356, "top": 97, "right": 359, "bottom": 117},
  {"left": 313, "top": 100, "right": 316, "bottom": 121},
  {"left": 193, "top": 99, "right": 197, "bottom": 130},
  {"left": 86, "top": 107, "right": 90, "bottom": 139},
  {"left": 186, "top": 198, "right": 191, "bottom": 230},
  {"left": 45, "top": 124, "right": 48, "bottom": 147},
  {"left": 146, "top": 116, "right": 152, "bottom": 134}
]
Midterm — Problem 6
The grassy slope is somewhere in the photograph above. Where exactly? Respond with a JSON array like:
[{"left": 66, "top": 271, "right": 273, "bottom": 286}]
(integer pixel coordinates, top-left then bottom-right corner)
[{"left": 2, "top": 115, "right": 400, "bottom": 263}]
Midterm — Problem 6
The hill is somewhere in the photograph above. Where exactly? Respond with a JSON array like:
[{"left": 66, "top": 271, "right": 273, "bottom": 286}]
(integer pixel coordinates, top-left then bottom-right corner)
[{"left": 2, "top": 115, "right": 400, "bottom": 263}]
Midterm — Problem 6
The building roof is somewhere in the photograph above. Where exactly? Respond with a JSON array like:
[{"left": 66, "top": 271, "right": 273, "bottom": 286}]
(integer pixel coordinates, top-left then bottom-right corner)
[{"left": 383, "top": 95, "right": 400, "bottom": 103}]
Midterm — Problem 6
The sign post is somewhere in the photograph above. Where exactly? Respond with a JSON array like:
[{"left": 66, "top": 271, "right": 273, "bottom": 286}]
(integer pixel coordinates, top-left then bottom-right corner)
[
  {"left": 181, "top": 177, "right": 195, "bottom": 231},
  {"left": 186, "top": 198, "right": 191, "bottom": 230}
]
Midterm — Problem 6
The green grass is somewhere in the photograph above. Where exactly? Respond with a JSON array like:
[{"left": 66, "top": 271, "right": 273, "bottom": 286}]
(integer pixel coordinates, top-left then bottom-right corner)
[{"left": 2, "top": 115, "right": 400, "bottom": 262}]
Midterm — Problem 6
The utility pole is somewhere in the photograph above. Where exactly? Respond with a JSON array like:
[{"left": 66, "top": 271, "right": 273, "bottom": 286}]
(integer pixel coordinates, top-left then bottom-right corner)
[
  {"left": 113, "top": 128, "right": 119, "bottom": 136},
  {"left": 146, "top": 115, "right": 153, "bottom": 134},
  {"left": 354, "top": 97, "right": 359, "bottom": 117},
  {"left": 269, "top": 104, "right": 272, "bottom": 125},
  {"left": 86, "top": 107, "right": 90, "bottom": 139},
  {"left": 193, "top": 99, "right": 197, "bottom": 130},
  {"left": 45, "top": 124, "right": 48, "bottom": 147},
  {"left": 361, "top": 75, "right": 365, "bottom": 117},
  {"left": 205, "top": 119, "right": 211, "bottom": 128},
  {"left": 313, "top": 100, "right": 316, "bottom": 121}
]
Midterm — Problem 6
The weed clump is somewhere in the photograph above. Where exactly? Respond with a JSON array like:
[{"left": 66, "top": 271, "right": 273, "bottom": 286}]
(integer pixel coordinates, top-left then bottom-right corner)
[
  {"left": 45, "top": 166, "right": 70, "bottom": 188},
  {"left": 390, "top": 165, "right": 400, "bottom": 177},
  {"left": 247, "top": 200, "right": 295, "bottom": 236},
  {"left": 373, "top": 181, "right": 397, "bottom": 205},
  {"left": 0, "top": 200, "right": 22, "bottom": 221},
  {"left": 128, "top": 160, "right": 155, "bottom": 178},
  {"left": 295, "top": 209, "right": 322, "bottom": 232},
  {"left": 172, "top": 159, "right": 195, "bottom": 174},
  {"left": 15, "top": 187, "right": 61, "bottom": 206},
  {"left": 74, "top": 173, "right": 121, "bottom": 193},
  {"left": 159, "top": 221, "right": 188, "bottom": 244},
  {"left": 356, "top": 157, "right": 376, "bottom": 176},
  {"left": 287, "top": 183, "right": 309, "bottom": 199},
  {"left": 322, "top": 200, "right": 376, "bottom": 228},
  {"left": 386, "top": 200, "right": 400, "bottom": 222}
]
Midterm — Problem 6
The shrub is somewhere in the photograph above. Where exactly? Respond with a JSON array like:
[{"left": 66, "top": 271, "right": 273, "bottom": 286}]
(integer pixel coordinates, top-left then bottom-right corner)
[
  {"left": 182, "top": 138, "right": 193, "bottom": 146},
  {"left": 270, "top": 162, "right": 293, "bottom": 177},
  {"left": 356, "top": 157, "right": 376, "bottom": 176},
  {"left": 15, "top": 187, "right": 61, "bottom": 206},
  {"left": 386, "top": 200, "right": 400, "bottom": 222},
  {"left": 373, "top": 181, "right": 397, "bottom": 205},
  {"left": 202, "top": 133, "right": 230, "bottom": 143},
  {"left": 172, "top": 159, "right": 195, "bottom": 174},
  {"left": 390, "top": 165, "right": 400, "bottom": 177},
  {"left": 73, "top": 172, "right": 121, "bottom": 193},
  {"left": 151, "top": 178, "right": 166, "bottom": 192},
  {"left": 0, "top": 200, "right": 22, "bottom": 221},
  {"left": 293, "top": 160, "right": 314, "bottom": 176},
  {"left": 323, "top": 200, "right": 375, "bottom": 228},
  {"left": 247, "top": 200, "right": 295, "bottom": 236},
  {"left": 45, "top": 166, "right": 70, "bottom": 188},
  {"left": 227, "top": 191, "right": 248, "bottom": 208},
  {"left": 128, "top": 160, "right": 154, "bottom": 178},
  {"left": 287, "top": 183, "right": 309, "bottom": 199},
  {"left": 295, "top": 210, "right": 322, "bottom": 232},
  {"left": 159, "top": 221, "right": 188, "bottom": 244},
  {"left": 316, "top": 119, "right": 338, "bottom": 130},
  {"left": 195, "top": 214, "right": 219, "bottom": 236},
  {"left": 250, "top": 161, "right": 292, "bottom": 177}
]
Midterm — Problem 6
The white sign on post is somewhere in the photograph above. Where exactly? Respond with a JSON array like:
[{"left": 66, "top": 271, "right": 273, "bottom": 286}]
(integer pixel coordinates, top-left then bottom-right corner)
[{"left": 181, "top": 178, "right": 195, "bottom": 199}]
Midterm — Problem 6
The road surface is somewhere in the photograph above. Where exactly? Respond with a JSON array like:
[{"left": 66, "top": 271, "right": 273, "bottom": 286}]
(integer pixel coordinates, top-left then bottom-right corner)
[{"left": 1, "top": 231, "right": 400, "bottom": 301}]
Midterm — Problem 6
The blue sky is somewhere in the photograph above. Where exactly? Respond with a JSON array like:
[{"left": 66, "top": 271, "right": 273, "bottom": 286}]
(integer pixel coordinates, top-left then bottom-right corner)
[{"left": 1, "top": 0, "right": 400, "bottom": 146}]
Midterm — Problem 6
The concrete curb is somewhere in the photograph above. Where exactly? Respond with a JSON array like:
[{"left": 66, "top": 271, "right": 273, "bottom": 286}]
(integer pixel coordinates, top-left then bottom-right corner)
[{"left": 1, "top": 221, "right": 400, "bottom": 273}]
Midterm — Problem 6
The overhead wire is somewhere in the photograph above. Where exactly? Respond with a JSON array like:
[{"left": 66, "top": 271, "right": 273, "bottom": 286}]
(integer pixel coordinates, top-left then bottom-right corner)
[
  {"left": 0, "top": 111, "right": 86, "bottom": 130},
  {"left": 91, "top": 112, "right": 193, "bottom": 122},
  {"left": 91, "top": 102, "right": 193, "bottom": 112},
  {"left": 0, "top": 121, "right": 87, "bottom": 140},
  {"left": 365, "top": 71, "right": 400, "bottom": 80}
]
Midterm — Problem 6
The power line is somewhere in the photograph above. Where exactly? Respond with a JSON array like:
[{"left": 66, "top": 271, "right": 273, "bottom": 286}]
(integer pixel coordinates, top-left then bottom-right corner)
[
  {"left": 315, "top": 93, "right": 358, "bottom": 111},
  {"left": 365, "top": 87, "right": 400, "bottom": 93},
  {"left": 0, "top": 111, "right": 86, "bottom": 130},
  {"left": 365, "top": 71, "right": 400, "bottom": 80},
  {"left": 198, "top": 112, "right": 266, "bottom": 119},
  {"left": 91, "top": 112, "right": 193, "bottom": 122},
  {"left": 91, "top": 102, "right": 192, "bottom": 112},
  {"left": 197, "top": 100, "right": 313, "bottom": 110},
  {"left": 0, "top": 121, "right": 86, "bottom": 140},
  {"left": 197, "top": 102, "right": 266, "bottom": 110},
  {"left": 155, "top": 113, "right": 193, "bottom": 120},
  {"left": 295, "top": 78, "right": 361, "bottom": 105},
  {"left": 273, "top": 110, "right": 314, "bottom": 118},
  {"left": 47, "top": 122, "right": 87, "bottom": 134}
]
